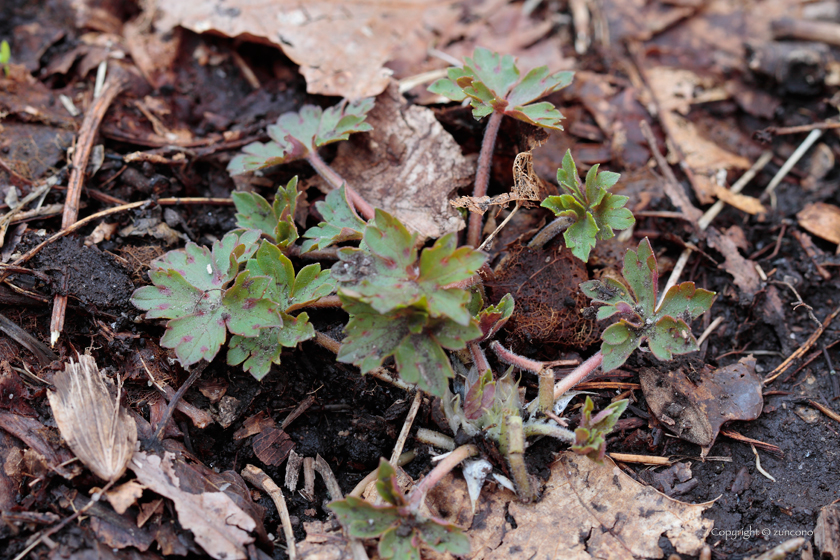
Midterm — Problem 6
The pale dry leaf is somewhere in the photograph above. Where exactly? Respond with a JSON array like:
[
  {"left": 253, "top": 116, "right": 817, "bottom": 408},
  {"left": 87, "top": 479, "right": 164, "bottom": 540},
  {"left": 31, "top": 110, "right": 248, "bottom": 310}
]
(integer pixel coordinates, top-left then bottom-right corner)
[
  {"left": 797, "top": 202, "right": 840, "bottom": 246},
  {"left": 713, "top": 185, "right": 766, "bottom": 215},
  {"left": 106, "top": 479, "right": 145, "bottom": 514},
  {"left": 47, "top": 354, "right": 137, "bottom": 481},
  {"left": 309, "top": 83, "right": 471, "bottom": 238},
  {"left": 154, "top": 0, "right": 460, "bottom": 99},
  {"left": 706, "top": 226, "right": 761, "bottom": 302},
  {"left": 451, "top": 151, "right": 544, "bottom": 215},
  {"left": 129, "top": 451, "right": 256, "bottom": 560}
]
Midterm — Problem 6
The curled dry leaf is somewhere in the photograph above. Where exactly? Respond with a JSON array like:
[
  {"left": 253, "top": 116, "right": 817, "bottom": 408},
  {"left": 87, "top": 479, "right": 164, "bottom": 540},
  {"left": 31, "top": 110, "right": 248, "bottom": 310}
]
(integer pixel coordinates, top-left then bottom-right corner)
[
  {"left": 797, "top": 202, "right": 840, "bottom": 247},
  {"left": 129, "top": 451, "right": 256, "bottom": 560},
  {"left": 47, "top": 354, "right": 137, "bottom": 481},
  {"left": 451, "top": 151, "right": 544, "bottom": 215}
]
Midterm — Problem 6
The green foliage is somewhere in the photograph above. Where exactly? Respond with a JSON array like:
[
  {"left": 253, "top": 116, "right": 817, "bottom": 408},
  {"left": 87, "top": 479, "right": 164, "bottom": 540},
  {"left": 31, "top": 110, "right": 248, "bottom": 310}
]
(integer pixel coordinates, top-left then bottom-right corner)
[
  {"left": 301, "top": 186, "right": 365, "bottom": 253},
  {"left": 232, "top": 177, "right": 299, "bottom": 248},
  {"left": 475, "top": 294, "right": 514, "bottom": 342},
  {"left": 131, "top": 231, "right": 282, "bottom": 366},
  {"left": 332, "top": 210, "right": 486, "bottom": 396},
  {"left": 227, "top": 242, "right": 334, "bottom": 379},
  {"left": 329, "top": 459, "right": 470, "bottom": 560},
  {"left": 428, "top": 47, "right": 574, "bottom": 129},
  {"left": 571, "top": 397, "right": 628, "bottom": 463},
  {"left": 580, "top": 237, "right": 715, "bottom": 372},
  {"left": 227, "top": 99, "right": 374, "bottom": 175},
  {"left": 0, "top": 40, "right": 10, "bottom": 76},
  {"left": 541, "top": 150, "right": 635, "bottom": 263}
]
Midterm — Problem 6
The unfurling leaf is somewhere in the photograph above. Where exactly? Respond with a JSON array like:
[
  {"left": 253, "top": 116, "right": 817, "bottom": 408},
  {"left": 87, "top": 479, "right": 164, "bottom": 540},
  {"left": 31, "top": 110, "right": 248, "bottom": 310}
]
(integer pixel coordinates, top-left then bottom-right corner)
[
  {"left": 541, "top": 150, "right": 635, "bottom": 262},
  {"left": 571, "top": 397, "right": 628, "bottom": 463},
  {"left": 580, "top": 237, "right": 715, "bottom": 371},
  {"left": 329, "top": 459, "right": 470, "bottom": 560},
  {"left": 232, "top": 176, "right": 299, "bottom": 248},
  {"left": 428, "top": 47, "right": 573, "bottom": 129},
  {"left": 475, "top": 293, "right": 514, "bottom": 342},
  {"left": 301, "top": 186, "right": 365, "bottom": 252},
  {"left": 48, "top": 354, "right": 137, "bottom": 481},
  {"left": 227, "top": 99, "right": 374, "bottom": 175}
]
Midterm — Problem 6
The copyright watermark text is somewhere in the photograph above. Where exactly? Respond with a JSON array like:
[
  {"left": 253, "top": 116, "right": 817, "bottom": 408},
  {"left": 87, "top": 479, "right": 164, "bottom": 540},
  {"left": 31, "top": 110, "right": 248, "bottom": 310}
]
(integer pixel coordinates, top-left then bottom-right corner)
[{"left": 711, "top": 526, "right": 814, "bottom": 541}]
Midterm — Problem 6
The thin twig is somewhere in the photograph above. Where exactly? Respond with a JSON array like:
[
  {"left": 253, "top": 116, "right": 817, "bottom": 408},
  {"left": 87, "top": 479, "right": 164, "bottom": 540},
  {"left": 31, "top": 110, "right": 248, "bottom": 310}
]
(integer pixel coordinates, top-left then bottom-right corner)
[
  {"left": 765, "top": 305, "right": 840, "bottom": 383},
  {"left": 695, "top": 316, "right": 724, "bottom": 347},
  {"left": 152, "top": 362, "right": 208, "bottom": 442},
  {"left": 761, "top": 128, "right": 823, "bottom": 207},
  {"left": 241, "top": 464, "right": 297, "bottom": 560},
  {"left": 407, "top": 444, "right": 479, "bottom": 511},
  {"left": 478, "top": 201, "right": 521, "bottom": 251},
  {"left": 390, "top": 391, "right": 422, "bottom": 465}
]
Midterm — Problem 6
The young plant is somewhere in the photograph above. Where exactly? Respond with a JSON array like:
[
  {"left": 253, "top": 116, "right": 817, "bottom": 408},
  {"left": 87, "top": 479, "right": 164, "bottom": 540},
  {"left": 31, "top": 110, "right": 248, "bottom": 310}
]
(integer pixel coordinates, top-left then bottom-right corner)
[
  {"left": 227, "top": 98, "right": 376, "bottom": 219},
  {"left": 329, "top": 459, "right": 470, "bottom": 560},
  {"left": 332, "top": 210, "right": 485, "bottom": 397},
  {"left": 300, "top": 185, "right": 365, "bottom": 253},
  {"left": 429, "top": 47, "right": 574, "bottom": 247},
  {"left": 532, "top": 149, "right": 635, "bottom": 262},
  {"left": 231, "top": 176, "right": 300, "bottom": 249},
  {"left": 0, "top": 41, "right": 10, "bottom": 76}
]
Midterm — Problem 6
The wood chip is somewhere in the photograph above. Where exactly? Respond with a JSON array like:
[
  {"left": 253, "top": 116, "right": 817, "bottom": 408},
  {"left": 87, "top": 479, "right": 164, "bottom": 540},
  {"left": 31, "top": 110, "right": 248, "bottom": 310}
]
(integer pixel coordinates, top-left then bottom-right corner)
[
  {"left": 47, "top": 354, "right": 137, "bottom": 481},
  {"left": 713, "top": 185, "right": 766, "bottom": 215}
]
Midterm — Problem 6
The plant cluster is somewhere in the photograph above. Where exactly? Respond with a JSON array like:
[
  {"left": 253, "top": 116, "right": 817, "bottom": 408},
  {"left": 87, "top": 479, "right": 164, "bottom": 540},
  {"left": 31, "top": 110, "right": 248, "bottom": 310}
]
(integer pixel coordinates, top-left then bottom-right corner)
[{"left": 131, "top": 47, "right": 716, "bottom": 560}]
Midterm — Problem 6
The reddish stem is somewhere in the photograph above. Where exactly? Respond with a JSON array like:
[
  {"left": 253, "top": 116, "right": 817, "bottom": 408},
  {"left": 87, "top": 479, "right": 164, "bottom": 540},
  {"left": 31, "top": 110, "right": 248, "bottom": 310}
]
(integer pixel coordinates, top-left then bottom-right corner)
[
  {"left": 286, "top": 295, "right": 342, "bottom": 313},
  {"left": 408, "top": 444, "right": 478, "bottom": 512},
  {"left": 306, "top": 151, "right": 376, "bottom": 221},
  {"left": 466, "top": 111, "right": 504, "bottom": 247},
  {"left": 553, "top": 352, "right": 603, "bottom": 400},
  {"left": 469, "top": 342, "right": 491, "bottom": 373},
  {"left": 490, "top": 340, "right": 545, "bottom": 373}
]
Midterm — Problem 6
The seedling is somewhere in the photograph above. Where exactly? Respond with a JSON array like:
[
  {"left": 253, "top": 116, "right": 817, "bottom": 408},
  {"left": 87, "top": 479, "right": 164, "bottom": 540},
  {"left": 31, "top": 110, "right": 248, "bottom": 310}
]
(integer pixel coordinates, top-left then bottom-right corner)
[
  {"left": 429, "top": 47, "right": 574, "bottom": 246},
  {"left": 332, "top": 210, "right": 485, "bottom": 397},
  {"left": 227, "top": 98, "right": 376, "bottom": 219},
  {"left": 131, "top": 230, "right": 281, "bottom": 366},
  {"left": 532, "top": 149, "right": 635, "bottom": 262},
  {"left": 231, "top": 176, "right": 300, "bottom": 249},
  {"left": 571, "top": 397, "right": 628, "bottom": 463},
  {"left": 300, "top": 185, "right": 365, "bottom": 253},
  {"left": 329, "top": 459, "right": 470, "bottom": 560},
  {"left": 0, "top": 41, "right": 10, "bottom": 76}
]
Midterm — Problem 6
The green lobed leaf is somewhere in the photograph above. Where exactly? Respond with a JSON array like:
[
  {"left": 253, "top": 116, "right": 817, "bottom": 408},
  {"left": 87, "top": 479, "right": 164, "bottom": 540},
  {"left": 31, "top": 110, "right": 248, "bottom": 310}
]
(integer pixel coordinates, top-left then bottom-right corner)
[
  {"left": 227, "top": 100, "right": 373, "bottom": 175},
  {"left": 328, "top": 496, "right": 401, "bottom": 538},
  {"left": 621, "top": 237, "right": 658, "bottom": 316},
  {"left": 227, "top": 312, "right": 314, "bottom": 380},
  {"left": 506, "top": 67, "right": 575, "bottom": 109},
  {"left": 563, "top": 212, "right": 600, "bottom": 263},
  {"left": 332, "top": 210, "right": 485, "bottom": 325},
  {"left": 475, "top": 293, "right": 514, "bottom": 342},
  {"left": 571, "top": 397, "right": 628, "bottom": 463},
  {"left": 301, "top": 186, "right": 365, "bottom": 252},
  {"left": 505, "top": 101, "right": 566, "bottom": 130},
  {"left": 647, "top": 316, "right": 699, "bottom": 362},
  {"left": 232, "top": 177, "right": 299, "bottom": 247},
  {"left": 374, "top": 459, "right": 406, "bottom": 507}
]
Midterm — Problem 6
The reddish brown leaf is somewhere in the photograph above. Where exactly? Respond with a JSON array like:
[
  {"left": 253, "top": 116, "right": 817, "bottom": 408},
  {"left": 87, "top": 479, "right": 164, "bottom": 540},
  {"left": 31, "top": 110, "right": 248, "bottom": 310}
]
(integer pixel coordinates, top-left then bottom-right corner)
[{"left": 253, "top": 427, "right": 295, "bottom": 467}]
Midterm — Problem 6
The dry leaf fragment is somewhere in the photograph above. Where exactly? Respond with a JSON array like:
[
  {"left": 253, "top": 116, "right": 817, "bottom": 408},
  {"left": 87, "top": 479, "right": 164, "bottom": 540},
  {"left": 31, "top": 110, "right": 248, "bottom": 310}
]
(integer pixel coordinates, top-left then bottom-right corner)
[
  {"left": 797, "top": 202, "right": 840, "bottom": 247},
  {"left": 47, "top": 354, "right": 137, "bottom": 481},
  {"left": 129, "top": 451, "right": 256, "bottom": 560},
  {"left": 713, "top": 185, "right": 766, "bottom": 215},
  {"left": 706, "top": 227, "right": 761, "bottom": 302},
  {"left": 106, "top": 479, "right": 145, "bottom": 515},
  {"left": 451, "top": 151, "right": 544, "bottom": 215}
]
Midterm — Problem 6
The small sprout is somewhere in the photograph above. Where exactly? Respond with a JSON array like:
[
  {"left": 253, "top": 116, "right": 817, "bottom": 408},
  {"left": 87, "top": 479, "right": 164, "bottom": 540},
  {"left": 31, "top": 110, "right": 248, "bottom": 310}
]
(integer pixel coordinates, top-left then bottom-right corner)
[
  {"left": 571, "top": 397, "right": 629, "bottom": 463},
  {"left": 232, "top": 176, "right": 300, "bottom": 248},
  {"left": 227, "top": 99, "right": 374, "bottom": 175},
  {"left": 580, "top": 237, "right": 716, "bottom": 372},
  {"left": 429, "top": 47, "right": 574, "bottom": 129},
  {"left": 131, "top": 230, "right": 282, "bottom": 366},
  {"left": 329, "top": 459, "right": 470, "bottom": 560},
  {"left": 540, "top": 150, "right": 635, "bottom": 262},
  {"left": 0, "top": 41, "right": 10, "bottom": 76},
  {"left": 301, "top": 186, "right": 365, "bottom": 253},
  {"left": 475, "top": 293, "right": 514, "bottom": 342}
]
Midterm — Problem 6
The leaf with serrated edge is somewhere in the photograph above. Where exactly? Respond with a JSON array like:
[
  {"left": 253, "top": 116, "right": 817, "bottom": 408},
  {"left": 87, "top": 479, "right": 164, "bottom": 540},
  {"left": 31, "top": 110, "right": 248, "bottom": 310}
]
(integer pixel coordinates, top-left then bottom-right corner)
[
  {"left": 228, "top": 312, "right": 314, "bottom": 380},
  {"left": 622, "top": 237, "right": 658, "bottom": 315},
  {"left": 476, "top": 293, "right": 514, "bottom": 341},
  {"left": 329, "top": 496, "right": 400, "bottom": 538},
  {"left": 563, "top": 212, "right": 600, "bottom": 263},
  {"left": 132, "top": 269, "right": 203, "bottom": 320},
  {"left": 301, "top": 186, "right": 365, "bottom": 252},
  {"left": 506, "top": 67, "right": 574, "bottom": 108},
  {"left": 507, "top": 101, "right": 566, "bottom": 130},
  {"left": 600, "top": 322, "right": 643, "bottom": 373},
  {"left": 571, "top": 397, "right": 628, "bottom": 462}
]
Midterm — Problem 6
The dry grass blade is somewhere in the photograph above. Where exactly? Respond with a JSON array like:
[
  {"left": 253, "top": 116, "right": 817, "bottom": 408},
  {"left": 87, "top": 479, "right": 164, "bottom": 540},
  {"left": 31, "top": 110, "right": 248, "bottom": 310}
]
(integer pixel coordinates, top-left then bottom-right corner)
[{"left": 47, "top": 354, "right": 137, "bottom": 481}]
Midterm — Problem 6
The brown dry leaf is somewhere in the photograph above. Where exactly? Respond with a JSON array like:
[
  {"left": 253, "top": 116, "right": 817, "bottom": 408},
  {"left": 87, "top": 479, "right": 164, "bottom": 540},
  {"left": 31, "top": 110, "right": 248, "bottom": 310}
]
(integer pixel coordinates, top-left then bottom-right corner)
[
  {"left": 425, "top": 452, "right": 713, "bottom": 559},
  {"left": 252, "top": 427, "right": 294, "bottom": 467},
  {"left": 310, "top": 83, "right": 471, "bottom": 238},
  {"left": 646, "top": 66, "right": 750, "bottom": 203},
  {"left": 640, "top": 356, "right": 763, "bottom": 456},
  {"left": 713, "top": 185, "right": 766, "bottom": 215},
  {"left": 46, "top": 355, "right": 137, "bottom": 482},
  {"left": 706, "top": 227, "right": 761, "bottom": 302},
  {"left": 797, "top": 202, "right": 840, "bottom": 246},
  {"left": 451, "top": 152, "right": 544, "bottom": 215},
  {"left": 154, "top": 1, "right": 460, "bottom": 99},
  {"left": 106, "top": 479, "right": 146, "bottom": 515},
  {"left": 129, "top": 451, "right": 256, "bottom": 560}
]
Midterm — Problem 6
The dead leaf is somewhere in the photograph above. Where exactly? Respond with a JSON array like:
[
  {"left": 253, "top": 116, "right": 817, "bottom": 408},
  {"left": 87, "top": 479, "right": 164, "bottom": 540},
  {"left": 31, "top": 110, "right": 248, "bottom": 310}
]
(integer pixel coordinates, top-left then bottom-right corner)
[
  {"left": 451, "top": 151, "right": 544, "bottom": 215},
  {"left": 797, "top": 202, "right": 840, "bottom": 246},
  {"left": 310, "top": 83, "right": 471, "bottom": 238},
  {"left": 640, "top": 356, "right": 763, "bottom": 455},
  {"left": 233, "top": 410, "right": 274, "bottom": 441},
  {"left": 707, "top": 227, "right": 762, "bottom": 302},
  {"left": 47, "top": 354, "right": 138, "bottom": 482},
  {"left": 0, "top": 430, "right": 23, "bottom": 510},
  {"left": 129, "top": 451, "right": 256, "bottom": 560},
  {"left": 0, "top": 410, "right": 79, "bottom": 479},
  {"left": 428, "top": 451, "right": 713, "bottom": 559},
  {"left": 106, "top": 479, "right": 145, "bottom": 515},
  {"left": 296, "top": 520, "right": 355, "bottom": 559},
  {"left": 252, "top": 427, "right": 294, "bottom": 467},
  {"left": 713, "top": 185, "right": 766, "bottom": 215},
  {"left": 154, "top": 1, "right": 460, "bottom": 99},
  {"left": 85, "top": 222, "right": 120, "bottom": 246}
]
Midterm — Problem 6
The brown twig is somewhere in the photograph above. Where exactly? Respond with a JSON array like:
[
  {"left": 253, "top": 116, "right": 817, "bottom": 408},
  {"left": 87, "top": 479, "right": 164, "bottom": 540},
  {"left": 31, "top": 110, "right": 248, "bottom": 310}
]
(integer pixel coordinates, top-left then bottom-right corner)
[
  {"left": 758, "top": 120, "right": 840, "bottom": 137},
  {"left": 241, "top": 465, "right": 297, "bottom": 560},
  {"left": 721, "top": 429, "right": 784, "bottom": 458},
  {"left": 152, "top": 361, "right": 208, "bottom": 442},
  {"left": 390, "top": 391, "right": 422, "bottom": 465},
  {"left": 764, "top": 305, "right": 840, "bottom": 383}
]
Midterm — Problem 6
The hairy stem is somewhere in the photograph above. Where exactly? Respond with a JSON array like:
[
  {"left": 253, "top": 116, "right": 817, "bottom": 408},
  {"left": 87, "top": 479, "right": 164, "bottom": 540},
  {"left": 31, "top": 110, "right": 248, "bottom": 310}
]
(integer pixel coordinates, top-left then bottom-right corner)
[
  {"left": 501, "top": 415, "right": 536, "bottom": 502},
  {"left": 553, "top": 352, "right": 603, "bottom": 400},
  {"left": 523, "top": 422, "right": 576, "bottom": 443},
  {"left": 528, "top": 215, "right": 575, "bottom": 249},
  {"left": 408, "top": 444, "right": 479, "bottom": 511},
  {"left": 466, "top": 111, "right": 504, "bottom": 247},
  {"left": 469, "top": 342, "right": 491, "bottom": 374},
  {"left": 490, "top": 340, "right": 545, "bottom": 373},
  {"left": 306, "top": 151, "right": 376, "bottom": 221}
]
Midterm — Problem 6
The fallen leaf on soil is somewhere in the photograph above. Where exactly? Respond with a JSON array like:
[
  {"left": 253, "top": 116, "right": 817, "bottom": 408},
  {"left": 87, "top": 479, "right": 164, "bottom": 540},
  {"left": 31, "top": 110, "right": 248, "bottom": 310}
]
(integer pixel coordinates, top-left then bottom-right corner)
[
  {"left": 310, "top": 83, "right": 470, "bottom": 238},
  {"left": 0, "top": 430, "right": 23, "bottom": 510},
  {"left": 129, "top": 451, "right": 256, "bottom": 560},
  {"left": 706, "top": 227, "right": 762, "bottom": 302},
  {"left": 252, "top": 426, "right": 294, "bottom": 467},
  {"left": 47, "top": 354, "right": 138, "bottom": 482},
  {"left": 640, "top": 356, "right": 763, "bottom": 455},
  {"left": 451, "top": 151, "right": 544, "bottom": 215},
  {"left": 106, "top": 480, "right": 146, "bottom": 515},
  {"left": 797, "top": 202, "right": 840, "bottom": 247},
  {"left": 154, "top": 1, "right": 460, "bottom": 99},
  {"left": 427, "top": 451, "right": 714, "bottom": 559},
  {"left": 0, "top": 361, "right": 36, "bottom": 417},
  {"left": 296, "top": 520, "right": 354, "bottom": 559},
  {"left": 0, "top": 411, "right": 78, "bottom": 479},
  {"left": 713, "top": 185, "right": 766, "bottom": 215}
]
